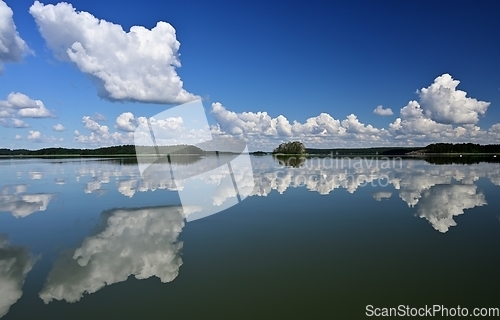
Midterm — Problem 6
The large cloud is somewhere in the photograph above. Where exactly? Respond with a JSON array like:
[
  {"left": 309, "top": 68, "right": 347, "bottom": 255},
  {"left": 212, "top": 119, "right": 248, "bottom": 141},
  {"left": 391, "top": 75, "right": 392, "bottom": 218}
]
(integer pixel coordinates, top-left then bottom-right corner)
[
  {"left": 39, "top": 206, "right": 189, "bottom": 303},
  {"left": 30, "top": 1, "right": 198, "bottom": 104},
  {"left": 388, "top": 74, "right": 494, "bottom": 144},
  {"left": 0, "top": 235, "right": 35, "bottom": 318},
  {"left": 418, "top": 74, "right": 490, "bottom": 125},
  {"left": 0, "top": 1, "right": 30, "bottom": 73}
]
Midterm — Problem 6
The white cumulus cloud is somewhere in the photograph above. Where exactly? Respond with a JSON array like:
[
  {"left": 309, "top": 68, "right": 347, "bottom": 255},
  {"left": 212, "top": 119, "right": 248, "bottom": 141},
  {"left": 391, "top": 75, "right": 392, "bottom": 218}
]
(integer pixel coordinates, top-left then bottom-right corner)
[
  {"left": 74, "top": 116, "right": 134, "bottom": 145},
  {"left": 52, "top": 123, "right": 66, "bottom": 132},
  {"left": 25, "top": 131, "right": 56, "bottom": 143},
  {"left": 115, "top": 112, "right": 137, "bottom": 132},
  {"left": 0, "top": 0, "right": 30, "bottom": 73},
  {"left": 210, "top": 102, "right": 388, "bottom": 149},
  {"left": 30, "top": 1, "right": 199, "bottom": 104},
  {"left": 418, "top": 74, "right": 490, "bottom": 125},
  {"left": 0, "top": 92, "right": 53, "bottom": 119},
  {"left": 11, "top": 118, "right": 29, "bottom": 128},
  {"left": 373, "top": 105, "right": 393, "bottom": 116},
  {"left": 387, "top": 74, "right": 495, "bottom": 144},
  {"left": 27, "top": 130, "right": 41, "bottom": 142}
]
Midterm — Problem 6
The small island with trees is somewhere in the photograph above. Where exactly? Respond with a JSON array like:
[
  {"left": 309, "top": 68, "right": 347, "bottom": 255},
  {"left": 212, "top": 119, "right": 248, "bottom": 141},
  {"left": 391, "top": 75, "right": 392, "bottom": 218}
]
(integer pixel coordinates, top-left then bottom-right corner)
[{"left": 272, "top": 141, "right": 306, "bottom": 155}]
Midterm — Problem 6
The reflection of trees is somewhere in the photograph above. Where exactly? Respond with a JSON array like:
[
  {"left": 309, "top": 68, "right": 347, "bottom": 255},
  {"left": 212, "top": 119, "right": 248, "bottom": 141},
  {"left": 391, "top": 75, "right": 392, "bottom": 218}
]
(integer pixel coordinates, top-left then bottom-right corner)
[
  {"left": 39, "top": 205, "right": 197, "bottom": 304},
  {"left": 423, "top": 156, "right": 500, "bottom": 165},
  {"left": 98, "top": 154, "right": 204, "bottom": 166},
  {"left": 273, "top": 155, "right": 306, "bottom": 168},
  {"left": 0, "top": 235, "right": 35, "bottom": 318}
]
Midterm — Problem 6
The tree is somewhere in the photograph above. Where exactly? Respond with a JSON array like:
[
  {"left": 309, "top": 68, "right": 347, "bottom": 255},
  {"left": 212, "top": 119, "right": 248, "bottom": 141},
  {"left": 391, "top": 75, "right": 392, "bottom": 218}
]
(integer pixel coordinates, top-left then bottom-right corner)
[{"left": 272, "top": 141, "right": 306, "bottom": 154}]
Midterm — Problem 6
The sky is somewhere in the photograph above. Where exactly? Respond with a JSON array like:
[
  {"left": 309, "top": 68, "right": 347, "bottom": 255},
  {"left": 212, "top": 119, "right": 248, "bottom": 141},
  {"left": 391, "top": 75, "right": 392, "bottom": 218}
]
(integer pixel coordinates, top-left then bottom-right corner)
[{"left": 0, "top": 0, "right": 499, "bottom": 151}]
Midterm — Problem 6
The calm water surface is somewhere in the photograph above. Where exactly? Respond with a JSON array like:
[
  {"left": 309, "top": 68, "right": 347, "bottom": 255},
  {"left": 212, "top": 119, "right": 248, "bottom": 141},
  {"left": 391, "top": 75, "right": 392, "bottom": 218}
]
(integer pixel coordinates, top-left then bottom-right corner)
[{"left": 1, "top": 156, "right": 500, "bottom": 319}]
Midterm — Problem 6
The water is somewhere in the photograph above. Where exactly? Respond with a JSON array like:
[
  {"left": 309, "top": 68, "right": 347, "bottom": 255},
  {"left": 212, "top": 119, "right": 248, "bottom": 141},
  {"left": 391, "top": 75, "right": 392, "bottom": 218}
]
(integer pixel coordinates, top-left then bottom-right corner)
[{"left": 1, "top": 156, "right": 500, "bottom": 319}]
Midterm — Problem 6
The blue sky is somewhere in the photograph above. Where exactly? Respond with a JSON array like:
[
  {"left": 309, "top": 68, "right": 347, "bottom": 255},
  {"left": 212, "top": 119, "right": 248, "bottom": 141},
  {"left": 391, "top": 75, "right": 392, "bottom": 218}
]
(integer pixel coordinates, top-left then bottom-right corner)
[{"left": 1, "top": 0, "right": 499, "bottom": 151}]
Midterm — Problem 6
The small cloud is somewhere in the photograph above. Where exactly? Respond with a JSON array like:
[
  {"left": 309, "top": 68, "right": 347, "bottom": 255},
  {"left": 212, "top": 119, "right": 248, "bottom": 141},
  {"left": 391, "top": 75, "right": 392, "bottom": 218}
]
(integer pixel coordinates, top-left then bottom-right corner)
[
  {"left": 27, "top": 130, "right": 42, "bottom": 142},
  {"left": 0, "top": 118, "right": 29, "bottom": 128},
  {"left": 26, "top": 131, "right": 56, "bottom": 143},
  {"left": 53, "top": 123, "right": 66, "bottom": 132},
  {"left": 373, "top": 105, "right": 394, "bottom": 116},
  {"left": 91, "top": 112, "right": 106, "bottom": 122},
  {"left": 14, "top": 134, "right": 22, "bottom": 140},
  {"left": 11, "top": 118, "right": 29, "bottom": 128},
  {"left": 0, "top": 92, "right": 54, "bottom": 118},
  {"left": 115, "top": 112, "right": 136, "bottom": 132}
]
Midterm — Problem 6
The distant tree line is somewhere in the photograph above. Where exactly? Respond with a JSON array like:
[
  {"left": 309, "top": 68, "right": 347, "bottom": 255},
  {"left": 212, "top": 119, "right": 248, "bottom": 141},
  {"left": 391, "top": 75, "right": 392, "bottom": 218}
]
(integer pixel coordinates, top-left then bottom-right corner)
[
  {"left": 421, "top": 143, "right": 500, "bottom": 154},
  {"left": 424, "top": 156, "right": 500, "bottom": 165},
  {"left": 0, "top": 145, "right": 205, "bottom": 156},
  {"left": 2, "top": 142, "right": 499, "bottom": 157}
]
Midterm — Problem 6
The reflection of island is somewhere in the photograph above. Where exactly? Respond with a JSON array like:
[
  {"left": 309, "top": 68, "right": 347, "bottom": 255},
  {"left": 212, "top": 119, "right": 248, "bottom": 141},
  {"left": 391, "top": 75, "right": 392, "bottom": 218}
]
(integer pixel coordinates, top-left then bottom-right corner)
[
  {"left": 0, "top": 184, "right": 54, "bottom": 218},
  {"left": 273, "top": 155, "right": 306, "bottom": 168},
  {"left": 0, "top": 235, "right": 35, "bottom": 318},
  {"left": 39, "top": 206, "right": 200, "bottom": 303}
]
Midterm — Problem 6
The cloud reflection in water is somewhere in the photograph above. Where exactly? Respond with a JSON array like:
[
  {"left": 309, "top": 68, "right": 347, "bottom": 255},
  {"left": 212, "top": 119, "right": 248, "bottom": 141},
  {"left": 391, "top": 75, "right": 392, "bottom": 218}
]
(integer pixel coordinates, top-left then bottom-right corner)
[
  {"left": 39, "top": 205, "right": 199, "bottom": 304},
  {"left": 0, "top": 235, "right": 35, "bottom": 318}
]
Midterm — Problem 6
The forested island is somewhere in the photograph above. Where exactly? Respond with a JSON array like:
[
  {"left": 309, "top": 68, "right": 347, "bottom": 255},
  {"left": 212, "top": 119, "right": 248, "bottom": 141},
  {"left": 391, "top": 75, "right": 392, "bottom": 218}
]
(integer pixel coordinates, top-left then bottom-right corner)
[{"left": 272, "top": 141, "right": 306, "bottom": 154}]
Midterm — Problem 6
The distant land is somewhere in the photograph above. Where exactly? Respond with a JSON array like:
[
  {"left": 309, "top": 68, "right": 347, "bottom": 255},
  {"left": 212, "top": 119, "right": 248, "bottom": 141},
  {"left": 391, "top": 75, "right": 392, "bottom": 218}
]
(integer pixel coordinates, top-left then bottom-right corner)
[
  {"left": 306, "top": 143, "right": 500, "bottom": 156},
  {"left": 0, "top": 145, "right": 204, "bottom": 157},
  {"left": 0, "top": 143, "right": 499, "bottom": 157}
]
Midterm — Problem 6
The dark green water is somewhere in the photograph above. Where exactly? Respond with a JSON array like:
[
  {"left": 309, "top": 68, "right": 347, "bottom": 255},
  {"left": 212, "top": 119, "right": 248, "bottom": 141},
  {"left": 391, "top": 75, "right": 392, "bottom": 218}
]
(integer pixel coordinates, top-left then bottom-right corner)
[{"left": 1, "top": 156, "right": 499, "bottom": 319}]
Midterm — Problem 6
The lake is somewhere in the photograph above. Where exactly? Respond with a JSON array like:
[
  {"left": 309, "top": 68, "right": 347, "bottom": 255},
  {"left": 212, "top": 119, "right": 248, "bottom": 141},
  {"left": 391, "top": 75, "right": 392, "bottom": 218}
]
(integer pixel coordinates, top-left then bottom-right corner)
[{"left": 1, "top": 155, "right": 500, "bottom": 318}]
